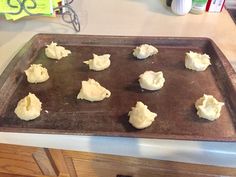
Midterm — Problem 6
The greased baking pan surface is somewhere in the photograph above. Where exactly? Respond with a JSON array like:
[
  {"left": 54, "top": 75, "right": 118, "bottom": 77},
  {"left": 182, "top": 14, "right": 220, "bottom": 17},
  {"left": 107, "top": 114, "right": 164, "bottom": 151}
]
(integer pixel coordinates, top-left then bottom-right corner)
[{"left": 0, "top": 34, "right": 235, "bottom": 141}]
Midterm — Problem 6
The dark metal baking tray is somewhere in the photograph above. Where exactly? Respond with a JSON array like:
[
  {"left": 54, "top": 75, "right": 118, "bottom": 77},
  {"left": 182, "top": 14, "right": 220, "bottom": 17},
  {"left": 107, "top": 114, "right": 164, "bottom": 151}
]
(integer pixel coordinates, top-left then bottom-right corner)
[{"left": 0, "top": 34, "right": 235, "bottom": 141}]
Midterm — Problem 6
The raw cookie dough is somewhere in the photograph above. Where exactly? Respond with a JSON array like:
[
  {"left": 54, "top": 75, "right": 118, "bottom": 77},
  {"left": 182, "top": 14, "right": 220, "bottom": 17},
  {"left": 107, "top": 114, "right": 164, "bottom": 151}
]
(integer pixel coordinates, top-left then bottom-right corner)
[
  {"left": 45, "top": 42, "right": 71, "bottom": 60},
  {"left": 185, "top": 51, "right": 211, "bottom": 71},
  {"left": 83, "top": 54, "right": 111, "bottom": 71},
  {"left": 195, "top": 94, "right": 224, "bottom": 121},
  {"left": 14, "top": 93, "right": 42, "bottom": 121},
  {"left": 77, "top": 79, "right": 111, "bottom": 102},
  {"left": 139, "top": 71, "right": 165, "bottom": 91},
  {"left": 24, "top": 64, "right": 49, "bottom": 83},
  {"left": 133, "top": 44, "right": 158, "bottom": 59},
  {"left": 128, "top": 101, "right": 157, "bottom": 129}
]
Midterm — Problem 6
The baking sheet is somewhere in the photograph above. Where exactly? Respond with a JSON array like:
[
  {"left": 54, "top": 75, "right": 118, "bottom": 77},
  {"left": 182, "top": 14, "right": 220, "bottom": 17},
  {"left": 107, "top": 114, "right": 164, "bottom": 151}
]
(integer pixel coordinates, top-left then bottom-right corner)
[{"left": 0, "top": 34, "right": 235, "bottom": 141}]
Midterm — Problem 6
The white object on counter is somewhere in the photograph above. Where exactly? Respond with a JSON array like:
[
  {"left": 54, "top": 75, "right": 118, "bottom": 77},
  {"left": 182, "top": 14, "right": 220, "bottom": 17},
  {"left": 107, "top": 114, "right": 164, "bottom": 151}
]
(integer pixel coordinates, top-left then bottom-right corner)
[
  {"left": 206, "top": 0, "right": 225, "bottom": 12},
  {"left": 171, "top": 0, "right": 192, "bottom": 15}
]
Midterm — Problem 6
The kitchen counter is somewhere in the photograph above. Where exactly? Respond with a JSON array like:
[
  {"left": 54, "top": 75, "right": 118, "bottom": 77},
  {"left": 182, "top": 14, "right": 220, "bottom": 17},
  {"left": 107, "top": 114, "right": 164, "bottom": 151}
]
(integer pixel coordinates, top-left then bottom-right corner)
[{"left": 0, "top": 0, "right": 236, "bottom": 168}]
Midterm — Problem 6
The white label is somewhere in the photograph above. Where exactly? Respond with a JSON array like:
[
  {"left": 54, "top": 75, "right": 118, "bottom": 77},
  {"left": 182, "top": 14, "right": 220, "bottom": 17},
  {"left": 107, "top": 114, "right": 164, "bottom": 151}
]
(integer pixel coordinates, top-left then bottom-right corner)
[{"left": 208, "top": 0, "right": 224, "bottom": 12}]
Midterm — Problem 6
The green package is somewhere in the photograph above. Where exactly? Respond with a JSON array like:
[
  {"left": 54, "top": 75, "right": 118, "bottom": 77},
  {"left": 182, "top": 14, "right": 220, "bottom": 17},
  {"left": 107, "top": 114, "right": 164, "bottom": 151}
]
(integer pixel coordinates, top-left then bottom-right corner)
[
  {"left": 1, "top": 0, "right": 57, "bottom": 21},
  {"left": 192, "top": 0, "right": 208, "bottom": 6},
  {"left": 191, "top": 0, "right": 208, "bottom": 14}
]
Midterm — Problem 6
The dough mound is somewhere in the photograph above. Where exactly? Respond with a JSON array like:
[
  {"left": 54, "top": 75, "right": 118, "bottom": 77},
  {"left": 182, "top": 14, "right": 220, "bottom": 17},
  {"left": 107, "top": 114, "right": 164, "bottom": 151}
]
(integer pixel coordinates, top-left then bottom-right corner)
[
  {"left": 128, "top": 101, "right": 157, "bottom": 129},
  {"left": 45, "top": 42, "right": 71, "bottom": 60},
  {"left": 133, "top": 44, "right": 158, "bottom": 59},
  {"left": 139, "top": 71, "right": 165, "bottom": 90},
  {"left": 83, "top": 54, "right": 111, "bottom": 71},
  {"left": 14, "top": 93, "right": 42, "bottom": 121},
  {"left": 195, "top": 94, "right": 224, "bottom": 121},
  {"left": 185, "top": 51, "right": 211, "bottom": 71},
  {"left": 24, "top": 64, "right": 49, "bottom": 83},
  {"left": 77, "top": 79, "right": 111, "bottom": 102}
]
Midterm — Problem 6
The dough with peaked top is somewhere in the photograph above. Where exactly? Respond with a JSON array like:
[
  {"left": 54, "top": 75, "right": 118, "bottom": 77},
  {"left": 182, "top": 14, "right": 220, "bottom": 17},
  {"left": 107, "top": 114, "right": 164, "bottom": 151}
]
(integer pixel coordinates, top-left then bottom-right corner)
[
  {"left": 139, "top": 71, "right": 165, "bottom": 90},
  {"left": 195, "top": 94, "right": 224, "bottom": 121},
  {"left": 128, "top": 101, "right": 157, "bottom": 129},
  {"left": 14, "top": 93, "right": 42, "bottom": 121},
  {"left": 185, "top": 51, "right": 211, "bottom": 71},
  {"left": 133, "top": 44, "right": 158, "bottom": 59},
  {"left": 77, "top": 79, "right": 111, "bottom": 102},
  {"left": 83, "top": 54, "right": 111, "bottom": 71},
  {"left": 25, "top": 64, "right": 49, "bottom": 83},
  {"left": 45, "top": 42, "right": 71, "bottom": 60}
]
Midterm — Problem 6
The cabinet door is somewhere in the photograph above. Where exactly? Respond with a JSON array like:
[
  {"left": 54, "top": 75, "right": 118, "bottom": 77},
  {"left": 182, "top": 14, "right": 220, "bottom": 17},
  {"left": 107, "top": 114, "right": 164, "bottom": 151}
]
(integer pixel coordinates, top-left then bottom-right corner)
[
  {"left": 56, "top": 150, "right": 236, "bottom": 177},
  {"left": 0, "top": 144, "right": 56, "bottom": 177},
  {"left": 0, "top": 172, "right": 51, "bottom": 177},
  {"left": 1, "top": 144, "right": 236, "bottom": 177}
]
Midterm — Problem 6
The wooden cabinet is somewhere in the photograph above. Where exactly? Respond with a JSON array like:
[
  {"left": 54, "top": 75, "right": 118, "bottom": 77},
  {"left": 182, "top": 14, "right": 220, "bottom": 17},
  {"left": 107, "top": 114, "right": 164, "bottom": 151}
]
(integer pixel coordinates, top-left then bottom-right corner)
[
  {"left": 0, "top": 144, "right": 72, "bottom": 177},
  {"left": 0, "top": 143, "right": 236, "bottom": 177},
  {"left": 56, "top": 150, "right": 236, "bottom": 177},
  {"left": 0, "top": 144, "right": 56, "bottom": 177}
]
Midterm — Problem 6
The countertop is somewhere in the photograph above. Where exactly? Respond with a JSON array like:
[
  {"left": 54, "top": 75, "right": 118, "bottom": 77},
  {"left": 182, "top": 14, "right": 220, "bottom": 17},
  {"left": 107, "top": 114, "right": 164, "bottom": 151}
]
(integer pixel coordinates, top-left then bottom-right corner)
[{"left": 0, "top": 0, "right": 236, "bottom": 168}]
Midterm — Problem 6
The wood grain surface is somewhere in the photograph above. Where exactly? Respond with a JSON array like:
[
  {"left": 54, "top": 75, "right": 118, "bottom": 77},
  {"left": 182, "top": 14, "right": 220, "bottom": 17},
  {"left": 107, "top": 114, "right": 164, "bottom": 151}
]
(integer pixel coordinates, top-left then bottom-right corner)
[
  {"left": 0, "top": 143, "right": 236, "bottom": 177},
  {"left": 47, "top": 149, "right": 70, "bottom": 177},
  {"left": 0, "top": 144, "right": 56, "bottom": 176},
  {"left": 0, "top": 172, "right": 50, "bottom": 177},
  {"left": 62, "top": 150, "right": 236, "bottom": 177}
]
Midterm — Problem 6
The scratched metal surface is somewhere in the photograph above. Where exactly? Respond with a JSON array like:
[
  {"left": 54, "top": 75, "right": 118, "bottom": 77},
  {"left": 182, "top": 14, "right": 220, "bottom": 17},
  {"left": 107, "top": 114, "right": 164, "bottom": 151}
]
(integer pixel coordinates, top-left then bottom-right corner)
[{"left": 0, "top": 34, "right": 235, "bottom": 141}]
